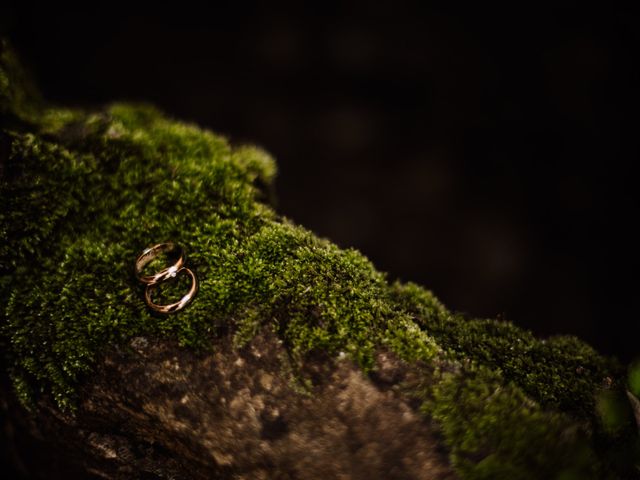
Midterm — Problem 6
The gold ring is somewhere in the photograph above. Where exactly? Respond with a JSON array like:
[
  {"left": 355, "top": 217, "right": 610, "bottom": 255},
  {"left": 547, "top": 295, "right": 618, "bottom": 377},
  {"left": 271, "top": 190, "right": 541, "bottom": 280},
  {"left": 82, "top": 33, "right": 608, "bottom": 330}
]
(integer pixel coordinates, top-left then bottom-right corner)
[
  {"left": 135, "top": 242, "right": 186, "bottom": 285},
  {"left": 134, "top": 242, "right": 198, "bottom": 314},
  {"left": 144, "top": 267, "right": 198, "bottom": 314}
]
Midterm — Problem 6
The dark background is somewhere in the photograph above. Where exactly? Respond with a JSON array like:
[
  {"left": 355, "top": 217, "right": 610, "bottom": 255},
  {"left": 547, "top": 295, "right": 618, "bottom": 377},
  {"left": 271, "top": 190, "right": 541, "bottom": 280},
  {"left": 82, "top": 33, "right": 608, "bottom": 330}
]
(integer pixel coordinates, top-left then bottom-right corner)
[{"left": 1, "top": 3, "right": 638, "bottom": 362}]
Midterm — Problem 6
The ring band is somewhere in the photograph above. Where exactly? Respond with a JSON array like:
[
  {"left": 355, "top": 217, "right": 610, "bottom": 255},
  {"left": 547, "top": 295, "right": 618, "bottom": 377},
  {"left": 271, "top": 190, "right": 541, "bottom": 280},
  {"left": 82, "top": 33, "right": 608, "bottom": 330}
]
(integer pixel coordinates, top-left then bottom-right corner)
[
  {"left": 135, "top": 242, "right": 186, "bottom": 285},
  {"left": 144, "top": 267, "right": 198, "bottom": 314}
]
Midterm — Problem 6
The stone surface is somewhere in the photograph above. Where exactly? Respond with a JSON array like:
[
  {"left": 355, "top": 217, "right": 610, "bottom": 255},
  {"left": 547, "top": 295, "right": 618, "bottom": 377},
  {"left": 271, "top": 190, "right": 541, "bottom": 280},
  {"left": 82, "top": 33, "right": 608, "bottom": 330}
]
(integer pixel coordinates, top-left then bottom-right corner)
[{"left": 3, "top": 330, "right": 455, "bottom": 479}]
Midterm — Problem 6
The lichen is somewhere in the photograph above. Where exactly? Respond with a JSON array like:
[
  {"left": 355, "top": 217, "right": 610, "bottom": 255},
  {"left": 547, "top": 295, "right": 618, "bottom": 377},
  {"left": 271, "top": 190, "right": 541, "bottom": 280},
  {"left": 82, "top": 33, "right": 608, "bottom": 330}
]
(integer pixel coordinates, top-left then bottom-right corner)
[{"left": 1, "top": 38, "right": 637, "bottom": 478}]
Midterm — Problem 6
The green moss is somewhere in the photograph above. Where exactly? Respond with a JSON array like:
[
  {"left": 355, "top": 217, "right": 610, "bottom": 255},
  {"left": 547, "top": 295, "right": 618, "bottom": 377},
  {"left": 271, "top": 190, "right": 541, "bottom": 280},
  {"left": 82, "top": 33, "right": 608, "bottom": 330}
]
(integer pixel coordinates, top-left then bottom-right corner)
[
  {"left": 629, "top": 359, "right": 640, "bottom": 398},
  {"left": 391, "top": 281, "right": 622, "bottom": 418},
  {"left": 0, "top": 38, "right": 45, "bottom": 124},
  {"left": 596, "top": 389, "right": 634, "bottom": 435},
  {"left": 424, "top": 364, "right": 600, "bottom": 480},
  {"left": 0, "top": 96, "right": 440, "bottom": 409},
  {"left": 1, "top": 39, "right": 636, "bottom": 478}
]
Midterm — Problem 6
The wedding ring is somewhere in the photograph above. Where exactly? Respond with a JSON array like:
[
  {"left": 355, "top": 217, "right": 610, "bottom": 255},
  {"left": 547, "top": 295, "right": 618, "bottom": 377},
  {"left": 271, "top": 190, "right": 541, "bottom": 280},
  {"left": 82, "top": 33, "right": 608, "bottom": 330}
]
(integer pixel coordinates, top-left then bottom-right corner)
[
  {"left": 134, "top": 242, "right": 198, "bottom": 314},
  {"left": 144, "top": 267, "right": 198, "bottom": 314},
  {"left": 135, "top": 242, "right": 186, "bottom": 285}
]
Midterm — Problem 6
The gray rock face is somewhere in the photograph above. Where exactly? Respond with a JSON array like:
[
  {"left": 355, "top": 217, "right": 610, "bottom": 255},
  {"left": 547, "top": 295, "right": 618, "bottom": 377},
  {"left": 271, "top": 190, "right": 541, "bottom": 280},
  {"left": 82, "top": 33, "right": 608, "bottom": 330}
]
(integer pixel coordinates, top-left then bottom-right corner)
[{"left": 3, "top": 329, "right": 455, "bottom": 479}]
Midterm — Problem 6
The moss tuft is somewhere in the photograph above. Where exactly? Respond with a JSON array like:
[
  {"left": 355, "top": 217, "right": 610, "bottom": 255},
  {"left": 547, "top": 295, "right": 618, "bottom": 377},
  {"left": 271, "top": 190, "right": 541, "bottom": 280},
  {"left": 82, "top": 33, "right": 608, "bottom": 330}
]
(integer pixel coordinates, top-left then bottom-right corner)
[
  {"left": 0, "top": 38, "right": 45, "bottom": 124},
  {"left": 424, "top": 364, "right": 600, "bottom": 480},
  {"left": 629, "top": 359, "right": 640, "bottom": 399},
  {"left": 391, "top": 281, "right": 622, "bottom": 418}
]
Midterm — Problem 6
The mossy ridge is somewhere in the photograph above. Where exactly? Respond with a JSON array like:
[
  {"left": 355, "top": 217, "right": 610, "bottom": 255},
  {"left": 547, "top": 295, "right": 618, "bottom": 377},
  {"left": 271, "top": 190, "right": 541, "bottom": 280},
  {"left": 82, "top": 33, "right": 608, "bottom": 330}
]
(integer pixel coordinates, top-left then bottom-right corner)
[
  {"left": 1, "top": 102, "right": 442, "bottom": 410},
  {"left": 391, "top": 281, "right": 622, "bottom": 417},
  {"left": 423, "top": 363, "right": 602, "bottom": 480},
  {"left": 1, "top": 40, "right": 634, "bottom": 478},
  {"left": 392, "top": 283, "right": 638, "bottom": 477}
]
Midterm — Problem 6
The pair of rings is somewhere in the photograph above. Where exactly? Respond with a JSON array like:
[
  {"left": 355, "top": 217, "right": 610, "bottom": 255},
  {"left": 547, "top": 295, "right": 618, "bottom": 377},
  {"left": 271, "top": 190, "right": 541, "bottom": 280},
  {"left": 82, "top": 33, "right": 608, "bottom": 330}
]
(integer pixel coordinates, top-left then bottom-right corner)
[{"left": 134, "top": 243, "right": 198, "bottom": 314}]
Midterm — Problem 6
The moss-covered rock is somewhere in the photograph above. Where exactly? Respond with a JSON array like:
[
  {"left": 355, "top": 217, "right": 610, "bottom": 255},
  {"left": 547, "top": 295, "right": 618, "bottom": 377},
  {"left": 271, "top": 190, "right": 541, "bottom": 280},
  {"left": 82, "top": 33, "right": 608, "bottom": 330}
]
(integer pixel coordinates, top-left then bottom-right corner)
[{"left": 1, "top": 37, "right": 638, "bottom": 478}]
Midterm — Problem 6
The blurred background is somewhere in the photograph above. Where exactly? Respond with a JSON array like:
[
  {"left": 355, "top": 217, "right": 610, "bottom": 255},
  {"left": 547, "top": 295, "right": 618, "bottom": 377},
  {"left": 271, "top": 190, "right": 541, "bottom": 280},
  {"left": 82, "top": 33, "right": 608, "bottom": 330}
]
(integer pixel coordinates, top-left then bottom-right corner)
[{"left": 1, "top": 3, "right": 638, "bottom": 362}]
